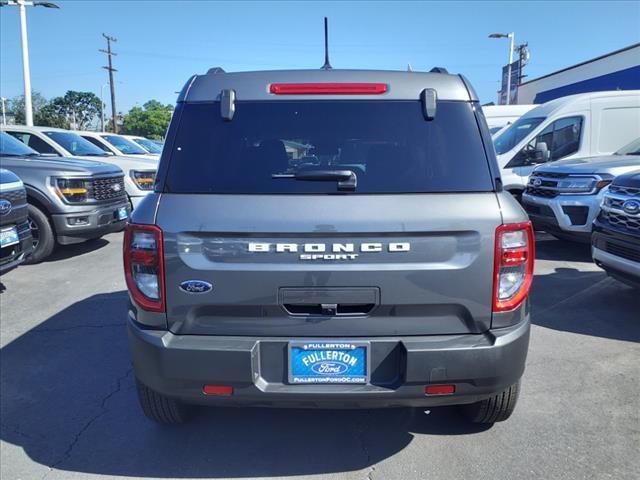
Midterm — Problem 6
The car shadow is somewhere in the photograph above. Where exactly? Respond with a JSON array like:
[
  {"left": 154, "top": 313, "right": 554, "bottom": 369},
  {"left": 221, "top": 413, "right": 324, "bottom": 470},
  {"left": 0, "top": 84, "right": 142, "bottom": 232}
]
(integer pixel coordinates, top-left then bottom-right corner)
[
  {"left": 45, "top": 237, "right": 111, "bottom": 263},
  {"left": 0, "top": 292, "right": 488, "bottom": 479},
  {"left": 531, "top": 241, "right": 640, "bottom": 343},
  {"left": 534, "top": 233, "right": 593, "bottom": 263}
]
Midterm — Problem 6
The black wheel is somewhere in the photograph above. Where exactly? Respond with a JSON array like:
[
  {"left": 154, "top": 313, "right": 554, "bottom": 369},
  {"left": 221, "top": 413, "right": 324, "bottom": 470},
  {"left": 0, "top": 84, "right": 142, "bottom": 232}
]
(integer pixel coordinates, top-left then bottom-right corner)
[
  {"left": 461, "top": 382, "right": 520, "bottom": 424},
  {"left": 23, "top": 204, "right": 55, "bottom": 265},
  {"left": 135, "top": 378, "right": 192, "bottom": 424}
]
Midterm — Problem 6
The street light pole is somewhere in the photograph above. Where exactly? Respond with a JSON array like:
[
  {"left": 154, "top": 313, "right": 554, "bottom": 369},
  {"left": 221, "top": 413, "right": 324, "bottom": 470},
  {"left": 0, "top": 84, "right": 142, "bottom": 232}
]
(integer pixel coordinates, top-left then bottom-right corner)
[
  {"left": 489, "top": 32, "right": 515, "bottom": 105},
  {"left": 1, "top": 97, "right": 7, "bottom": 126},
  {"left": 506, "top": 32, "right": 515, "bottom": 105},
  {"left": 0, "top": 1, "right": 59, "bottom": 126},
  {"left": 17, "top": 0, "right": 33, "bottom": 125}
]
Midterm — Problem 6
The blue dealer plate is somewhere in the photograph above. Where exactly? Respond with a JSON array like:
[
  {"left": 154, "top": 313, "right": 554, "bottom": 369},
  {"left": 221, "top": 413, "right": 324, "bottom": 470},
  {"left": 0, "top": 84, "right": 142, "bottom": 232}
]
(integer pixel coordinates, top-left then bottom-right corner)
[
  {"left": 0, "top": 226, "right": 19, "bottom": 248},
  {"left": 289, "top": 341, "right": 369, "bottom": 384}
]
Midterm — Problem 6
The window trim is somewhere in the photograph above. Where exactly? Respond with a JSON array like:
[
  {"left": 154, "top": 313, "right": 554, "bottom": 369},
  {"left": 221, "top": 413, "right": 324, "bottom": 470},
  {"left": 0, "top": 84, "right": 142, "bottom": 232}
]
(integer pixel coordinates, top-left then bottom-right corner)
[
  {"left": 506, "top": 115, "right": 585, "bottom": 168},
  {"left": 549, "top": 115, "right": 584, "bottom": 160},
  {"left": 81, "top": 135, "right": 113, "bottom": 153},
  {"left": 5, "top": 130, "right": 63, "bottom": 156}
]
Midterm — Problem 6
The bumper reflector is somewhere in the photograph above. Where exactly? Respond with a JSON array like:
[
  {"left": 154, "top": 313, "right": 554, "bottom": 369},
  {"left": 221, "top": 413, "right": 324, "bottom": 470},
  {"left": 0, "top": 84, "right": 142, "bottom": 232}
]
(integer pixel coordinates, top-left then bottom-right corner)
[
  {"left": 203, "top": 385, "right": 234, "bottom": 396},
  {"left": 425, "top": 384, "right": 455, "bottom": 395}
]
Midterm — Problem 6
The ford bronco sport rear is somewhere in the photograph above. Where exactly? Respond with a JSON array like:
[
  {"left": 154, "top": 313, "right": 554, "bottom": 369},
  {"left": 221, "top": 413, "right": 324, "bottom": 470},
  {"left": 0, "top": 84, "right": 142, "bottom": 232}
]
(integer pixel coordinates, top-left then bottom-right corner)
[{"left": 125, "top": 68, "right": 533, "bottom": 424}]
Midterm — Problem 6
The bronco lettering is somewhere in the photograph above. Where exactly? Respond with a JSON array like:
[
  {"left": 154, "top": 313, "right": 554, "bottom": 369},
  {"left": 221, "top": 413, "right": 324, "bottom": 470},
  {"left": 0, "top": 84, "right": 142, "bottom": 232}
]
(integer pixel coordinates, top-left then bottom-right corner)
[{"left": 248, "top": 241, "right": 411, "bottom": 259}]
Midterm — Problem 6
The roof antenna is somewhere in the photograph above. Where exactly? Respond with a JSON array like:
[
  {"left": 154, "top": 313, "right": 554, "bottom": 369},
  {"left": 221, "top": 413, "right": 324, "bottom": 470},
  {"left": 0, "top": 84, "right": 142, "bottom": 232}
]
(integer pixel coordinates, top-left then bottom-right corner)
[{"left": 321, "top": 17, "right": 332, "bottom": 70}]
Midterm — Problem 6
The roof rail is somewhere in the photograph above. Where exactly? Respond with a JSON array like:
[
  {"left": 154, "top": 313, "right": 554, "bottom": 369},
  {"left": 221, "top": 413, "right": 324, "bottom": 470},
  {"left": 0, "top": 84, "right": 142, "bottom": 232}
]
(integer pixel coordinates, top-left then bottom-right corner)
[
  {"left": 207, "top": 67, "right": 226, "bottom": 75},
  {"left": 430, "top": 67, "right": 449, "bottom": 74}
]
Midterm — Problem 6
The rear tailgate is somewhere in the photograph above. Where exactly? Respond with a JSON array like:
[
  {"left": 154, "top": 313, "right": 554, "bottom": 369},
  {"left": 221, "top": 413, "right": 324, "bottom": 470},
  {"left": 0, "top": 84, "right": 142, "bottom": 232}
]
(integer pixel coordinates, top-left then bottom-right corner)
[{"left": 158, "top": 193, "right": 501, "bottom": 336}]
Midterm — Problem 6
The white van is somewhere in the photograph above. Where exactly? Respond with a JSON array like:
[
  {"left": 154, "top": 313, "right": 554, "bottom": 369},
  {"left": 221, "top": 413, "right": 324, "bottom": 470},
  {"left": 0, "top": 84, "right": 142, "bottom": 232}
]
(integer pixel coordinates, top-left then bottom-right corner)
[
  {"left": 493, "top": 91, "right": 640, "bottom": 198},
  {"left": 482, "top": 104, "right": 536, "bottom": 135}
]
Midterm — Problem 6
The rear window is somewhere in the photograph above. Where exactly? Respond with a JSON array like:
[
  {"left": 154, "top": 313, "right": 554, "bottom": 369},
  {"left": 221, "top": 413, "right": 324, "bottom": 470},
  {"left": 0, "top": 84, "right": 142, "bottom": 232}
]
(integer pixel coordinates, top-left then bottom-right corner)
[{"left": 164, "top": 100, "right": 493, "bottom": 194}]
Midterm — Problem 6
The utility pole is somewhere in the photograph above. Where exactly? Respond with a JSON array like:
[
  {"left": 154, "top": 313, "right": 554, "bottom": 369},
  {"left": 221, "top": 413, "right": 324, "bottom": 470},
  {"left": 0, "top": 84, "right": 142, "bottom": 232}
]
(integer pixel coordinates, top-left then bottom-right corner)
[
  {"left": 516, "top": 42, "right": 531, "bottom": 86},
  {"left": 100, "top": 33, "right": 118, "bottom": 133},
  {"left": 100, "top": 83, "right": 109, "bottom": 132}
]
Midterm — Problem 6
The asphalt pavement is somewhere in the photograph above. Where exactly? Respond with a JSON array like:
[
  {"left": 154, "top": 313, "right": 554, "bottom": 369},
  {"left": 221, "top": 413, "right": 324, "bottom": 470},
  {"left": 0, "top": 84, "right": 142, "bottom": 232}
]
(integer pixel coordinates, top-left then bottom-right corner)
[{"left": 1, "top": 232, "right": 638, "bottom": 480}]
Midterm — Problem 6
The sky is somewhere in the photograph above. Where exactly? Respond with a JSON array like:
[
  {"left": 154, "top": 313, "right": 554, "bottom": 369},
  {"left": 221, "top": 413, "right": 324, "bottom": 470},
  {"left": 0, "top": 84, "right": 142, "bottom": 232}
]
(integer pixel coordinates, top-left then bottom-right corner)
[{"left": 1, "top": 0, "right": 639, "bottom": 112}]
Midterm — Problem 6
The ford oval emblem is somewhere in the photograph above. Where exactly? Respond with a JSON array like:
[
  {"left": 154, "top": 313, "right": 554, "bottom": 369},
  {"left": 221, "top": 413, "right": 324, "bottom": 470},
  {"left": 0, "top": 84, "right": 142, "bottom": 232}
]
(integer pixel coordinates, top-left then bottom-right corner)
[
  {"left": 179, "top": 280, "right": 213, "bottom": 294},
  {"left": 0, "top": 199, "right": 11, "bottom": 216},
  {"left": 311, "top": 361, "right": 350, "bottom": 375},
  {"left": 622, "top": 199, "right": 640, "bottom": 215}
]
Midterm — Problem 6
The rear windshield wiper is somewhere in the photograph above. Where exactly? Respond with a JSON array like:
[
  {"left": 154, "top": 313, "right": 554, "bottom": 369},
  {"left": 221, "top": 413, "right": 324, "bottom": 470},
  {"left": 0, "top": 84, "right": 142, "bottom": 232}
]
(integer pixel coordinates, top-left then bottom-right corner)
[{"left": 272, "top": 169, "right": 357, "bottom": 191}]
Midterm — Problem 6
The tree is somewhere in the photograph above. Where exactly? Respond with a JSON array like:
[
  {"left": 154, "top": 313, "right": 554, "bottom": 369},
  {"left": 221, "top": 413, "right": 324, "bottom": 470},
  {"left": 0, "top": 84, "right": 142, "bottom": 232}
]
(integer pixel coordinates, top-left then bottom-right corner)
[
  {"left": 121, "top": 100, "right": 173, "bottom": 139},
  {"left": 36, "top": 104, "right": 70, "bottom": 129},
  {"left": 49, "top": 91, "right": 102, "bottom": 130},
  {"left": 7, "top": 92, "right": 69, "bottom": 128}
]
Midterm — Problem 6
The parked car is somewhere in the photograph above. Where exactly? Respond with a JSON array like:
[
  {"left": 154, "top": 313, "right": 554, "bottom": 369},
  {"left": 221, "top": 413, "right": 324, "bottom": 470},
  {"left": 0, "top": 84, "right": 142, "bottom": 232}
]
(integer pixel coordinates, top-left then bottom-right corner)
[
  {"left": 122, "top": 135, "right": 164, "bottom": 155},
  {"left": 522, "top": 138, "right": 640, "bottom": 242},
  {"left": 126, "top": 68, "right": 533, "bottom": 425},
  {"left": 592, "top": 169, "right": 640, "bottom": 288},
  {"left": 0, "top": 132, "right": 129, "bottom": 263},
  {"left": 2, "top": 126, "right": 157, "bottom": 209},
  {"left": 482, "top": 104, "right": 536, "bottom": 135},
  {"left": 0, "top": 168, "right": 33, "bottom": 274},
  {"left": 76, "top": 131, "right": 159, "bottom": 160},
  {"left": 494, "top": 90, "right": 640, "bottom": 200}
]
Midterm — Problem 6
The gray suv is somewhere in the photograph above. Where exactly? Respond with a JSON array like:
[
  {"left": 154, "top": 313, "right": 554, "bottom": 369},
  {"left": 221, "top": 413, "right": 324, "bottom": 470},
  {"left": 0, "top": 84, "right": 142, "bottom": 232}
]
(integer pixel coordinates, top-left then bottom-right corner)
[
  {"left": 1, "top": 132, "right": 130, "bottom": 263},
  {"left": 0, "top": 168, "right": 32, "bottom": 274},
  {"left": 125, "top": 68, "right": 534, "bottom": 424}
]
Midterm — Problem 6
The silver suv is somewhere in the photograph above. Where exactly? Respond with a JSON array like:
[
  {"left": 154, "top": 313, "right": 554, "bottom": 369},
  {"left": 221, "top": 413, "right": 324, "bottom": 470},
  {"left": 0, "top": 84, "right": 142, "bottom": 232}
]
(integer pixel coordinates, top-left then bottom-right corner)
[
  {"left": 522, "top": 138, "right": 640, "bottom": 242},
  {"left": 125, "top": 68, "right": 533, "bottom": 424}
]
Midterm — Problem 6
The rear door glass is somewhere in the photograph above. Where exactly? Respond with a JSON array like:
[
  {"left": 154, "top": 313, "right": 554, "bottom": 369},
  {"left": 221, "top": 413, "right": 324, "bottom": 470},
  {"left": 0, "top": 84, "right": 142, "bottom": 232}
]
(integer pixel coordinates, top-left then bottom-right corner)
[{"left": 165, "top": 100, "right": 494, "bottom": 194}]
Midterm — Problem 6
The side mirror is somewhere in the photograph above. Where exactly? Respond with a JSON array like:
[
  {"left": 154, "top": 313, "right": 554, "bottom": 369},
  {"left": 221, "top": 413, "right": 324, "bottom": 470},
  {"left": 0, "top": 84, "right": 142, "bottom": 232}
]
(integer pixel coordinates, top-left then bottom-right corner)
[{"left": 533, "top": 142, "right": 551, "bottom": 163}]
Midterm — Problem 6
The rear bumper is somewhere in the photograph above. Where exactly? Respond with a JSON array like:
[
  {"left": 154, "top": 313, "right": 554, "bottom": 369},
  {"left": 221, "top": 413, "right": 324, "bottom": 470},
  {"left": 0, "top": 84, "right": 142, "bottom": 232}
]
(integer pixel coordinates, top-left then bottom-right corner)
[
  {"left": 128, "top": 315, "right": 530, "bottom": 408},
  {"left": 522, "top": 192, "right": 600, "bottom": 241},
  {"left": 51, "top": 201, "right": 130, "bottom": 245}
]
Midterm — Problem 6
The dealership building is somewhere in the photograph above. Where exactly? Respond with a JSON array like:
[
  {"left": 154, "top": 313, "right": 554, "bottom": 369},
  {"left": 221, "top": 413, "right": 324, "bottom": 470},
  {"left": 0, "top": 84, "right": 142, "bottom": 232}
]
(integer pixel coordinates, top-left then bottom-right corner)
[{"left": 516, "top": 43, "right": 640, "bottom": 104}]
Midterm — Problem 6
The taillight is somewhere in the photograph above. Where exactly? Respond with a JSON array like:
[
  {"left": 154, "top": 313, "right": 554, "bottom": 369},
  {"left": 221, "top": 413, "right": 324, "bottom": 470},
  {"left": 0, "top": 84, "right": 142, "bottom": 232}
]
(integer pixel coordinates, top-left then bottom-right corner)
[
  {"left": 493, "top": 222, "right": 534, "bottom": 312},
  {"left": 269, "top": 83, "right": 388, "bottom": 95},
  {"left": 124, "top": 224, "right": 165, "bottom": 312}
]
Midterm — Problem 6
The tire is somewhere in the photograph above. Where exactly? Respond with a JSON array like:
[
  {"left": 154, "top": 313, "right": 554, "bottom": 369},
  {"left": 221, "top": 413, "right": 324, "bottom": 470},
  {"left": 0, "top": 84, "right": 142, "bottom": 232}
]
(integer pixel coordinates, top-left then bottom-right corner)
[
  {"left": 461, "top": 381, "right": 520, "bottom": 424},
  {"left": 135, "top": 378, "right": 192, "bottom": 425},
  {"left": 23, "top": 204, "right": 55, "bottom": 265}
]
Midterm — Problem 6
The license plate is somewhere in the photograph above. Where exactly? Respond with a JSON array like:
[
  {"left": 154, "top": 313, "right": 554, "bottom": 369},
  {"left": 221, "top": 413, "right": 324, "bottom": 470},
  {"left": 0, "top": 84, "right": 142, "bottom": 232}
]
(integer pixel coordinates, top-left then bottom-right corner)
[
  {"left": 0, "top": 226, "right": 19, "bottom": 248},
  {"left": 116, "top": 206, "right": 128, "bottom": 221},
  {"left": 289, "top": 341, "right": 369, "bottom": 384}
]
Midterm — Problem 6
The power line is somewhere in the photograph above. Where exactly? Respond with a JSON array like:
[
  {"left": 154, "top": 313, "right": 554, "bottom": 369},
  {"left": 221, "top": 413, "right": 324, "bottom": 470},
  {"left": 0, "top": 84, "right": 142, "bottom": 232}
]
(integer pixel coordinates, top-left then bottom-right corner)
[{"left": 99, "top": 33, "right": 118, "bottom": 133}]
